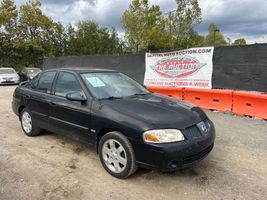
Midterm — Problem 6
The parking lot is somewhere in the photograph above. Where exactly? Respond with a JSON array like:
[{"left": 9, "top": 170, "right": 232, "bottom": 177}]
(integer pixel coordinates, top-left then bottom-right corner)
[{"left": 0, "top": 85, "right": 266, "bottom": 200}]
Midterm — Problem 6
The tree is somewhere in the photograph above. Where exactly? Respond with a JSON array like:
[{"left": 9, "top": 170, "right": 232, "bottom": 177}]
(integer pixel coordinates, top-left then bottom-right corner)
[
  {"left": 18, "top": 0, "right": 54, "bottom": 45},
  {"left": 18, "top": 0, "right": 67, "bottom": 61},
  {"left": 0, "top": 0, "right": 68, "bottom": 69},
  {"left": 233, "top": 38, "right": 246, "bottom": 45},
  {"left": 64, "top": 24, "right": 76, "bottom": 55},
  {"left": 121, "top": 0, "right": 172, "bottom": 52},
  {"left": 109, "top": 27, "right": 124, "bottom": 54},
  {"left": 16, "top": 41, "right": 44, "bottom": 68},
  {"left": 121, "top": 0, "right": 144, "bottom": 52},
  {"left": 0, "top": 0, "right": 19, "bottom": 69},
  {"left": 168, "top": 0, "right": 202, "bottom": 48},
  {"left": 42, "top": 21, "right": 66, "bottom": 57},
  {"left": 64, "top": 20, "right": 123, "bottom": 55},
  {"left": 186, "top": 30, "right": 205, "bottom": 48},
  {"left": 0, "top": 0, "right": 18, "bottom": 37},
  {"left": 204, "top": 23, "right": 227, "bottom": 46}
]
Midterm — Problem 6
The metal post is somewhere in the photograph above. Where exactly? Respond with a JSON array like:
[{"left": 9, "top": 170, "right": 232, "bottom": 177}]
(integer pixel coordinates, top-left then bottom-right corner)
[{"left": 213, "top": 29, "right": 220, "bottom": 46}]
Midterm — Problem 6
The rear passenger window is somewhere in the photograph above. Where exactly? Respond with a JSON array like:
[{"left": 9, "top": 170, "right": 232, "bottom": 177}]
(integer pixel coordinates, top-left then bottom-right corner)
[
  {"left": 55, "top": 72, "right": 83, "bottom": 97},
  {"left": 37, "top": 71, "right": 56, "bottom": 93}
]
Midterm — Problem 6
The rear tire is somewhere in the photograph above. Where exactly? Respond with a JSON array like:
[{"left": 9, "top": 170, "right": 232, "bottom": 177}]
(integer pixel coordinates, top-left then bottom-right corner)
[
  {"left": 20, "top": 108, "right": 41, "bottom": 136},
  {"left": 98, "top": 131, "right": 137, "bottom": 179}
]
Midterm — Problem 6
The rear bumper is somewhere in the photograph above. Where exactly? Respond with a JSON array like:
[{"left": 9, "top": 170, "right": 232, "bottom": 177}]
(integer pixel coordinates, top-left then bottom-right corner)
[
  {"left": 133, "top": 121, "right": 216, "bottom": 171},
  {"left": 0, "top": 80, "right": 19, "bottom": 85}
]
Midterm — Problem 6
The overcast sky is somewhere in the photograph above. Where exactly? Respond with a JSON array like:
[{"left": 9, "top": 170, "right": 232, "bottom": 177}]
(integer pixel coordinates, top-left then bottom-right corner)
[{"left": 15, "top": 0, "right": 267, "bottom": 44}]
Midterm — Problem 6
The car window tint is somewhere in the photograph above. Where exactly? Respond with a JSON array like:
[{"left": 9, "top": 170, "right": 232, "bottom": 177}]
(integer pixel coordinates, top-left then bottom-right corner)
[
  {"left": 55, "top": 72, "right": 83, "bottom": 97},
  {"left": 37, "top": 71, "right": 56, "bottom": 93}
]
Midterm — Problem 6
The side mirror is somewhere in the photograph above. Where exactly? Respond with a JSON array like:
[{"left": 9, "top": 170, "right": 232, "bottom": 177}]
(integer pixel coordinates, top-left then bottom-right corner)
[
  {"left": 19, "top": 80, "right": 29, "bottom": 86},
  {"left": 66, "top": 91, "right": 87, "bottom": 102}
]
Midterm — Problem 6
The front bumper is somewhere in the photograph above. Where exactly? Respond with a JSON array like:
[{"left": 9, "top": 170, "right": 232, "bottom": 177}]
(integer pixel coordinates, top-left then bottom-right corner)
[{"left": 132, "top": 120, "right": 216, "bottom": 171}]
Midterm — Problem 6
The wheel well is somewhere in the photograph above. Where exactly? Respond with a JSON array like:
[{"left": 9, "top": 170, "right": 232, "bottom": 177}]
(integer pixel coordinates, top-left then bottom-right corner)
[
  {"left": 18, "top": 105, "right": 26, "bottom": 119},
  {"left": 96, "top": 128, "right": 116, "bottom": 153}
]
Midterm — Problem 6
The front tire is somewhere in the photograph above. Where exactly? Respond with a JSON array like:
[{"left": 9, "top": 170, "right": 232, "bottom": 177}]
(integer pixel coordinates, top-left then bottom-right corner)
[
  {"left": 98, "top": 131, "right": 137, "bottom": 179},
  {"left": 20, "top": 108, "right": 41, "bottom": 136}
]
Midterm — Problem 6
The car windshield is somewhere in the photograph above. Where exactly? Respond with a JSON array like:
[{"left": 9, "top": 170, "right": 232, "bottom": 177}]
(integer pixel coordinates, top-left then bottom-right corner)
[
  {"left": 26, "top": 68, "right": 41, "bottom": 75},
  {"left": 0, "top": 68, "right": 16, "bottom": 74},
  {"left": 81, "top": 72, "right": 150, "bottom": 99}
]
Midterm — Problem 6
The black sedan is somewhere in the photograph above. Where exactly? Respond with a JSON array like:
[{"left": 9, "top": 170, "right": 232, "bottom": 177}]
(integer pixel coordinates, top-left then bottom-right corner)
[{"left": 12, "top": 68, "right": 215, "bottom": 179}]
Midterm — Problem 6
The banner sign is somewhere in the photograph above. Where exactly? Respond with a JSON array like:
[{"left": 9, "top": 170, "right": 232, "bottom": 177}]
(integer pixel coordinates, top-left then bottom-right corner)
[{"left": 144, "top": 47, "right": 214, "bottom": 89}]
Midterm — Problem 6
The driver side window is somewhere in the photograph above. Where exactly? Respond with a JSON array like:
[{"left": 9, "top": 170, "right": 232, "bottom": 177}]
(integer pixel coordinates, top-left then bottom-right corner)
[{"left": 55, "top": 72, "right": 84, "bottom": 97}]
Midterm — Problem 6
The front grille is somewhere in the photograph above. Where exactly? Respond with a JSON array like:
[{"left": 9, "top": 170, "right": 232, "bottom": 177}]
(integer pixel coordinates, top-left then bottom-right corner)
[
  {"left": 183, "top": 125, "right": 201, "bottom": 139},
  {"left": 183, "top": 144, "right": 213, "bottom": 164}
]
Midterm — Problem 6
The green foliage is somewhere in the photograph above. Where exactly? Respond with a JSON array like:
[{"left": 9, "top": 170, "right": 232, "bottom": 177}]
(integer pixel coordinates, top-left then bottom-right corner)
[
  {"left": 121, "top": 0, "right": 172, "bottom": 52},
  {"left": 66, "top": 21, "right": 124, "bottom": 55},
  {"left": 0, "top": 32, "right": 43, "bottom": 70},
  {"left": 170, "top": 0, "right": 202, "bottom": 48},
  {"left": 0, "top": 0, "right": 18, "bottom": 36},
  {"left": 0, "top": 0, "right": 52, "bottom": 69},
  {"left": 18, "top": 0, "right": 64, "bottom": 57},
  {"left": 233, "top": 38, "right": 246, "bottom": 45},
  {"left": 122, "top": 0, "right": 203, "bottom": 51},
  {"left": 0, "top": 0, "right": 124, "bottom": 70}
]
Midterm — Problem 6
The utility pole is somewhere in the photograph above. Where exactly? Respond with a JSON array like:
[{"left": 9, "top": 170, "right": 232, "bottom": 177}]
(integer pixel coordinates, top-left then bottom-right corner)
[{"left": 213, "top": 29, "right": 220, "bottom": 46}]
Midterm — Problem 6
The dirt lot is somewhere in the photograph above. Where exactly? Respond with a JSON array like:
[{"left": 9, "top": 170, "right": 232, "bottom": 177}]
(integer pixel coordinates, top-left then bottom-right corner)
[{"left": 0, "top": 86, "right": 266, "bottom": 200}]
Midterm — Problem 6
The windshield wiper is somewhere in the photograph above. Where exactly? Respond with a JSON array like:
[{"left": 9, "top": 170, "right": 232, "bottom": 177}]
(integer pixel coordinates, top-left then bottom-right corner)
[
  {"left": 100, "top": 96, "right": 122, "bottom": 100},
  {"left": 100, "top": 93, "right": 150, "bottom": 100},
  {"left": 128, "top": 93, "right": 151, "bottom": 97}
]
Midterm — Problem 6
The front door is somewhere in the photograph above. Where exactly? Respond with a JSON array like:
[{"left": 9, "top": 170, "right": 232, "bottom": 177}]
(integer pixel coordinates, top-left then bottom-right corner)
[{"left": 49, "top": 72, "right": 93, "bottom": 145}]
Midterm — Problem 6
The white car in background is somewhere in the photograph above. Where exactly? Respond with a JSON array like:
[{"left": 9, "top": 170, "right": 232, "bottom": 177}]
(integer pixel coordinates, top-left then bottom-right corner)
[{"left": 0, "top": 68, "right": 20, "bottom": 85}]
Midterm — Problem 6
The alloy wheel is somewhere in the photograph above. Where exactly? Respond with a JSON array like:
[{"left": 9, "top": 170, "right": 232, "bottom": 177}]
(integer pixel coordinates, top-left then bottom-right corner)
[
  {"left": 102, "top": 139, "right": 127, "bottom": 173},
  {"left": 21, "top": 111, "right": 32, "bottom": 134}
]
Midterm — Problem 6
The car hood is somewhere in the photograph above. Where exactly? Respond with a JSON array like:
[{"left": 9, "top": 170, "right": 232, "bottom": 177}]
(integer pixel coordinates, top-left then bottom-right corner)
[
  {"left": 0, "top": 74, "right": 18, "bottom": 78},
  {"left": 100, "top": 94, "right": 206, "bottom": 130}
]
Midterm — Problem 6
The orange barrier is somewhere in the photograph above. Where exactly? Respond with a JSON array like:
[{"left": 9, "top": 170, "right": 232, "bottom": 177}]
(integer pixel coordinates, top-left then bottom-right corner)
[
  {"left": 183, "top": 88, "right": 233, "bottom": 112},
  {"left": 147, "top": 86, "right": 184, "bottom": 99},
  {"left": 232, "top": 91, "right": 267, "bottom": 120},
  {"left": 147, "top": 86, "right": 267, "bottom": 120}
]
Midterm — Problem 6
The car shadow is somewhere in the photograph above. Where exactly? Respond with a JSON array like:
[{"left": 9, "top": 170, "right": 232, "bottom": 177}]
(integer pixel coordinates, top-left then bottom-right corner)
[
  {"left": 130, "top": 157, "right": 215, "bottom": 180},
  {"left": 36, "top": 131, "right": 213, "bottom": 180}
]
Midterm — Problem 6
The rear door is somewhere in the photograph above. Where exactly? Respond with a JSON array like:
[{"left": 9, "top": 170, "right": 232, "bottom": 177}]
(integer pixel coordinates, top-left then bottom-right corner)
[{"left": 49, "top": 71, "right": 93, "bottom": 145}]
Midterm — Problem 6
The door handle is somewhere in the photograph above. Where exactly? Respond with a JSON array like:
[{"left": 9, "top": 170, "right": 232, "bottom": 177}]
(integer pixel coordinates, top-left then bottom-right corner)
[
  {"left": 50, "top": 102, "right": 57, "bottom": 106},
  {"left": 25, "top": 94, "right": 31, "bottom": 99}
]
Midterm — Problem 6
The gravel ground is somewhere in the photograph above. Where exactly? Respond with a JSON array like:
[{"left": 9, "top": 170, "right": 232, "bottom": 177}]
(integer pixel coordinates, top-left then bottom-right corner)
[{"left": 0, "top": 85, "right": 266, "bottom": 200}]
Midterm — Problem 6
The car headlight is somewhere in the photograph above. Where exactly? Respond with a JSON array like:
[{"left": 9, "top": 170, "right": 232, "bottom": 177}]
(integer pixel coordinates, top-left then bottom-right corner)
[{"left": 143, "top": 129, "right": 185, "bottom": 143}]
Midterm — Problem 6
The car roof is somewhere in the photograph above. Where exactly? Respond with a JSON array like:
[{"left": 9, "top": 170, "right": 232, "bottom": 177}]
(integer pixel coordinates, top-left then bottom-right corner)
[
  {"left": 0, "top": 67, "right": 14, "bottom": 69},
  {"left": 45, "top": 67, "right": 117, "bottom": 73},
  {"left": 24, "top": 67, "right": 40, "bottom": 70}
]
